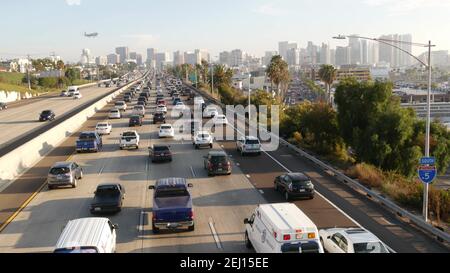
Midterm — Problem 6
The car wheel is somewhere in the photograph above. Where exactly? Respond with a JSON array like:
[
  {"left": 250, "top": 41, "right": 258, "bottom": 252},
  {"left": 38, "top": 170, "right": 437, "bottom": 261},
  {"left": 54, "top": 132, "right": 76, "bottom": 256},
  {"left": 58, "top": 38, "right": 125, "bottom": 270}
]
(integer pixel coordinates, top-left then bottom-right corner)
[
  {"left": 209, "top": 144, "right": 213, "bottom": 149},
  {"left": 274, "top": 183, "right": 278, "bottom": 191},
  {"left": 245, "top": 231, "right": 253, "bottom": 249},
  {"left": 72, "top": 178, "right": 77, "bottom": 188},
  {"left": 79, "top": 171, "right": 83, "bottom": 179},
  {"left": 48, "top": 185, "right": 54, "bottom": 190},
  {"left": 152, "top": 224, "right": 160, "bottom": 234},
  {"left": 195, "top": 145, "right": 199, "bottom": 149},
  {"left": 309, "top": 194, "right": 314, "bottom": 200},
  {"left": 188, "top": 224, "right": 195, "bottom": 231},
  {"left": 285, "top": 191, "right": 290, "bottom": 201}
]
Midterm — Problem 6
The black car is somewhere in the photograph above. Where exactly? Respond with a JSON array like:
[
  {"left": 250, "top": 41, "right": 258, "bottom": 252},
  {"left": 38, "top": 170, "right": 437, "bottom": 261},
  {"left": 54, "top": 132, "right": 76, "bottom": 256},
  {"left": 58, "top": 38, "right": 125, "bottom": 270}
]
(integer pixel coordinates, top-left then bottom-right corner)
[
  {"left": 153, "top": 112, "right": 166, "bottom": 124},
  {"left": 0, "top": 102, "right": 7, "bottom": 110},
  {"left": 124, "top": 92, "right": 133, "bottom": 98},
  {"left": 203, "top": 151, "right": 232, "bottom": 176},
  {"left": 137, "top": 101, "right": 146, "bottom": 107},
  {"left": 138, "top": 97, "right": 147, "bottom": 105},
  {"left": 149, "top": 144, "right": 172, "bottom": 163},
  {"left": 90, "top": 183, "right": 125, "bottom": 214},
  {"left": 140, "top": 92, "right": 150, "bottom": 99},
  {"left": 129, "top": 115, "right": 143, "bottom": 127},
  {"left": 124, "top": 95, "right": 132, "bottom": 102},
  {"left": 274, "top": 173, "right": 315, "bottom": 200},
  {"left": 39, "top": 110, "right": 56, "bottom": 121}
]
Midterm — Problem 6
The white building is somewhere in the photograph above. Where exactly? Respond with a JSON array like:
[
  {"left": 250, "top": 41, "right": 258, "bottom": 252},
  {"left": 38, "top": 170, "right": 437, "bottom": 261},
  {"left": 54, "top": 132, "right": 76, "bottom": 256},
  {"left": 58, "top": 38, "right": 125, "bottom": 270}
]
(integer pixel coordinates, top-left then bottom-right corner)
[
  {"left": 264, "top": 51, "right": 278, "bottom": 66},
  {"left": 107, "top": 53, "right": 119, "bottom": 65},
  {"left": 80, "top": 48, "right": 94, "bottom": 65},
  {"left": 95, "top": 56, "right": 107, "bottom": 66}
]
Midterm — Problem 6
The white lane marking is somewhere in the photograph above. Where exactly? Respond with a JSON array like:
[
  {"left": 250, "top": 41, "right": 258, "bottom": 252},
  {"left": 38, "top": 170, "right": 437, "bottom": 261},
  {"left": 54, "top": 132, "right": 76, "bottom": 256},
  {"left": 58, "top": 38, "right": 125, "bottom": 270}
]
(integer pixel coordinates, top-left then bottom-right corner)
[
  {"left": 259, "top": 190, "right": 264, "bottom": 194},
  {"left": 246, "top": 174, "right": 251, "bottom": 178},
  {"left": 190, "top": 166, "right": 196, "bottom": 178},
  {"left": 208, "top": 217, "right": 222, "bottom": 250},
  {"left": 228, "top": 122, "right": 397, "bottom": 253}
]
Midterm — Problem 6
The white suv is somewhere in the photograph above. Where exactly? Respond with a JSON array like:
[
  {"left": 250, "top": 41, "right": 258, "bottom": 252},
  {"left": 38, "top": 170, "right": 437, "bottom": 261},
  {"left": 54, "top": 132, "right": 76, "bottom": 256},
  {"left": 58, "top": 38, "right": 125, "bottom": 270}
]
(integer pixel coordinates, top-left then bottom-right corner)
[
  {"left": 193, "top": 131, "right": 213, "bottom": 149},
  {"left": 119, "top": 131, "right": 140, "bottom": 150},
  {"left": 319, "top": 228, "right": 389, "bottom": 253},
  {"left": 95, "top": 122, "right": 112, "bottom": 135},
  {"left": 159, "top": 124, "right": 175, "bottom": 138},
  {"left": 236, "top": 136, "right": 261, "bottom": 156}
]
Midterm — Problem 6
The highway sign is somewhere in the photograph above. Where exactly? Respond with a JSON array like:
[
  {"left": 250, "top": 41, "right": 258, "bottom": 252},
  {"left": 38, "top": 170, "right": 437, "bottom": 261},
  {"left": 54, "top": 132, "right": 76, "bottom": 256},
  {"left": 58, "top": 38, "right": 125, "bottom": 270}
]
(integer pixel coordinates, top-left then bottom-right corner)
[
  {"left": 420, "top": 157, "right": 436, "bottom": 165},
  {"left": 418, "top": 165, "right": 436, "bottom": 184}
]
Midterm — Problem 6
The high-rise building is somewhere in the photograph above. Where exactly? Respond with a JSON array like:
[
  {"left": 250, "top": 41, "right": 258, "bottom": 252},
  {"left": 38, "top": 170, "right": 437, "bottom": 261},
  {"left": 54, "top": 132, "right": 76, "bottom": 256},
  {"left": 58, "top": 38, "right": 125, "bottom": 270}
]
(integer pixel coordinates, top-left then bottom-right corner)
[
  {"left": 136, "top": 54, "right": 143, "bottom": 66},
  {"left": 286, "top": 48, "right": 300, "bottom": 66},
  {"left": 348, "top": 35, "right": 362, "bottom": 65},
  {"left": 330, "top": 49, "right": 336, "bottom": 66},
  {"left": 115, "top": 47, "right": 129, "bottom": 64},
  {"left": 378, "top": 34, "right": 413, "bottom": 68},
  {"left": 335, "top": 46, "right": 351, "bottom": 66},
  {"left": 418, "top": 50, "right": 450, "bottom": 67},
  {"left": 146, "top": 48, "right": 157, "bottom": 64},
  {"left": 155, "top": 52, "right": 170, "bottom": 69},
  {"left": 95, "top": 56, "right": 107, "bottom": 66},
  {"left": 80, "top": 48, "right": 94, "bottom": 65},
  {"left": 278, "top": 41, "right": 297, "bottom": 61},
  {"left": 230, "top": 49, "right": 244, "bottom": 67},
  {"left": 264, "top": 51, "right": 278, "bottom": 66},
  {"left": 219, "top": 51, "right": 231, "bottom": 66},
  {"left": 306, "top": 42, "right": 318, "bottom": 65},
  {"left": 320, "top": 43, "right": 330, "bottom": 64},
  {"left": 173, "top": 51, "right": 185, "bottom": 66},
  {"left": 107, "top": 53, "right": 120, "bottom": 65}
]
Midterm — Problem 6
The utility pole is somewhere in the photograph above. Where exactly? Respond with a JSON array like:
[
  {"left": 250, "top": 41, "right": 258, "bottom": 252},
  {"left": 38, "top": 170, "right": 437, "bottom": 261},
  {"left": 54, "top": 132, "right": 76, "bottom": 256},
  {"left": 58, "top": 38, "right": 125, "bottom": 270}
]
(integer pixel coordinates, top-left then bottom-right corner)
[
  {"left": 211, "top": 63, "right": 214, "bottom": 95},
  {"left": 423, "top": 40, "right": 432, "bottom": 222},
  {"left": 27, "top": 54, "right": 31, "bottom": 90}
]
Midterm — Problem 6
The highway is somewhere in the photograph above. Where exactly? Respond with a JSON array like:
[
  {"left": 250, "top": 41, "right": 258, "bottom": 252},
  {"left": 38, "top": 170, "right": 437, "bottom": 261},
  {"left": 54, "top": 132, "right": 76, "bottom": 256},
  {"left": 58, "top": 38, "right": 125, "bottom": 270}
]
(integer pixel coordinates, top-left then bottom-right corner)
[
  {"left": 0, "top": 84, "right": 117, "bottom": 150},
  {"left": 0, "top": 74, "right": 448, "bottom": 253}
]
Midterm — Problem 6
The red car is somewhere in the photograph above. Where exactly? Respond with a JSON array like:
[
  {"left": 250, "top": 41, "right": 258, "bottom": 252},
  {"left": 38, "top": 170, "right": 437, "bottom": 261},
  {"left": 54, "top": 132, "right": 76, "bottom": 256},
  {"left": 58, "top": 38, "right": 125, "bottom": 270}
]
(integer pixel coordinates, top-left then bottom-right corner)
[{"left": 157, "top": 99, "right": 166, "bottom": 106}]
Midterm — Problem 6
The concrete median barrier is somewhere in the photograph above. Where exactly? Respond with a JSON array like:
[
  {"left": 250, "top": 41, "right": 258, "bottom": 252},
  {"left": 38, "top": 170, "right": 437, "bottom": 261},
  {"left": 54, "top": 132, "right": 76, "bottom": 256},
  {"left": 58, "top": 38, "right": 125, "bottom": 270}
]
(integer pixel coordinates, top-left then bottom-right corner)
[{"left": 0, "top": 77, "right": 140, "bottom": 192}]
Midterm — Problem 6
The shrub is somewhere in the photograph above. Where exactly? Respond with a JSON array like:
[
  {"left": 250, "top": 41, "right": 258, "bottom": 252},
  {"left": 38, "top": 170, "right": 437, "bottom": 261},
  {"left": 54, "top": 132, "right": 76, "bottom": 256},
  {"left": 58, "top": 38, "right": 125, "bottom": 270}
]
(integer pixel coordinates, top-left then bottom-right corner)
[{"left": 346, "top": 163, "right": 383, "bottom": 188}]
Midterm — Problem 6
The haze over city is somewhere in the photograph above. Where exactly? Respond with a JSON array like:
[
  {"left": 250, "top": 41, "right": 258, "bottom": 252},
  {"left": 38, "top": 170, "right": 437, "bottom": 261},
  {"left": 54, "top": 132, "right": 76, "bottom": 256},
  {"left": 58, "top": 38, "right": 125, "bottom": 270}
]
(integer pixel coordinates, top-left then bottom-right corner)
[{"left": 1, "top": 0, "right": 450, "bottom": 61}]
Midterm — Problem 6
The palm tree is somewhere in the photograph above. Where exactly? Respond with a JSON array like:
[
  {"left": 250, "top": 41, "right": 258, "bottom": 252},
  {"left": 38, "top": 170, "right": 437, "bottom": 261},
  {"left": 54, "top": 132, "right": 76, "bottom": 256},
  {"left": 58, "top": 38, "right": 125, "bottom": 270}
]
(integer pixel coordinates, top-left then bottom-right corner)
[
  {"left": 201, "top": 59, "right": 209, "bottom": 84},
  {"left": 266, "top": 55, "right": 290, "bottom": 98},
  {"left": 213, "top": 64, "right": 233, "bottom": 87},
  {"left": 318, "top": 64, "right": 337, "bottom": 104}
]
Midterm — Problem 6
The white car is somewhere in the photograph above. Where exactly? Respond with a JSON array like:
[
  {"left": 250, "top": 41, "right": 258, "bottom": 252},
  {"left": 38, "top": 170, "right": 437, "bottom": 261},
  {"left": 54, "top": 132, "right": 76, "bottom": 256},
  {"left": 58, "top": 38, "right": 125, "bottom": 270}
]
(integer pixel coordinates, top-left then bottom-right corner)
[
  {"left": 203, "top": 105, "right": 219, "bottom": 118},
  {"left": 156, "top": 105, "right": 167, "bottom": 114},
  {"left": 213, "top": 114, "right": 228, "bottom": 125},
  {"left": 108, "top": 108, "right": 121, "bottom": 119},
  {"left": 319, "top": 228, "right": 389, "bottom": 253},
  {"left": 114, "top": 101, "right": 127, "bottom": 112},
  {"left": 236, "top": 136, "right": 261, "bottom": 155},
  {"left": 95, "top": 122, "right": 112, "bottom": 135},
  {"left": 132, "top": 105, "right": 145, "bottom": 117},
  {"left": 194, "top": 96, "right": 205, "bottom": 105},
  {"left": 73, "top": 92, "right": 82, "bottom": 99},
  {"left": 119, "top": 131, "right": 140, "bottom": 150},
  {"left": 193, "top": 131, "right": 213, "bottom": 149},
  {"left": 159, "top": 124, "right": 175, "bottom": 138}
]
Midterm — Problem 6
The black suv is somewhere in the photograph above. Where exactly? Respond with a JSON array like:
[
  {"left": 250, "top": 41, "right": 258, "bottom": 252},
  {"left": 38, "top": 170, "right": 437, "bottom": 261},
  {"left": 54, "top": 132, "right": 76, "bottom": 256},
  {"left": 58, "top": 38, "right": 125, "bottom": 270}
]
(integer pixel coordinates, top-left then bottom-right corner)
[
  {"left": 124, "top": 95, "right": 132, "bottom": 102},
  {"left": 137, "top": 97, "right": 147, "bottom": 106},
  {"left": 149, "top": 144, "right": 172, "bottom": 163},
  {"left": 39, "top": 110, "right": 56, "bottom": 121},
  {"left": 129, "top": 115, "right": 143, "bottom": 127},
  {"left": 90, "top": 183, "right": 125, "bottom": 214},
  {"left": 274, "top": 173, "right": 315, "bottom": 200},
  {"left": 203, "top": 151, "right": 232, "bottom": 176},
  {"left": 153, "top": 112, "right": 166, "bottom": 124}
]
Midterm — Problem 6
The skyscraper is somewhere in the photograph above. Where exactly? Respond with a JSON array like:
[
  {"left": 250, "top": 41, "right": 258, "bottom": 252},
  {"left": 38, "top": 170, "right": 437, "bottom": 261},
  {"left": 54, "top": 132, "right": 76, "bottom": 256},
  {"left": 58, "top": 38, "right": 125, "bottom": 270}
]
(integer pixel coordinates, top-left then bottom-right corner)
[
  {"left": 230, "top": 49, "right": 244, "bottom": 67},
  {"left": 278, "top": 41, "right": 297, "bottom": 61},
  {"left": 147, "top": 48, "right": 157, "bottom": 65},
  {"left": 264, "top": 51, "right": 278, "bottom": 66},
  {"left": 115, "top": 47, "right": 129, "bottom": 64},
  {"left": 320, "top": 43, "right": 330, "bottom": 65},
  {"left": 286, "top": 48, "right": 300, "bottom": 66},
  {"left": 348, "top": 35, "right": 362, "bottom": 65},
  {"left": 219, "top": 51, "right": 231, "bottom": 66},
  {"left": 378, "top": 34, "right": 413, "bottom": 68},
  {"left": 107, "top": 53, "right": 119, "bottom": 65},
  {"left": 173, "top": 51, "right": 185, "bottom": 66},
  {"left": 335, "top": 46, "right": 351, "bottom": 66}
]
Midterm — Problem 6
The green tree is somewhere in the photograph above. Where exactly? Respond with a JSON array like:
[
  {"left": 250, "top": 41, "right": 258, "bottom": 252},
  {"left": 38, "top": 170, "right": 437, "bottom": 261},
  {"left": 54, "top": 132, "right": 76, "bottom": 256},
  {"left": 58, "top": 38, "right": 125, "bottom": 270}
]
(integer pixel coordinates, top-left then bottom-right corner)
[
  {"left": 201, "top": 59, "right": 210, "bottom": 84},
  {"left": 266, "top": 55, "right": 290, "bottom": 97},
  {"left": 318, "top": 64, "right": 337, "bottom": 103},
  {"left": 65, "top": 67, "right": 81, "bottom": 84},
  {"left": 213, "top": 64, "right": 233, "bottom": 88}
]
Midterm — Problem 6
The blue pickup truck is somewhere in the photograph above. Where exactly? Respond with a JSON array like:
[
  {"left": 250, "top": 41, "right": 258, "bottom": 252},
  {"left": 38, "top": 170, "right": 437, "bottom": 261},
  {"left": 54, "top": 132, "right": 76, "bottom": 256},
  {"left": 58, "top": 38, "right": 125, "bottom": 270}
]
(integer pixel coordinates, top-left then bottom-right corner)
[
  {"left": 76, "top": 131, "right": 102, "bottom": 153},
  {"left": 149, "top": 177, "right": 195, "bottom": 233}
]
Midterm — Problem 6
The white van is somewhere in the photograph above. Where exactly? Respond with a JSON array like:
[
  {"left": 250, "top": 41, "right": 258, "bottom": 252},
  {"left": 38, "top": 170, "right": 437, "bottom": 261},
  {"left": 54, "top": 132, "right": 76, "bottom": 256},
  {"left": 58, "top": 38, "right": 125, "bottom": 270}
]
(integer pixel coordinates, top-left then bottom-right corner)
[
  {"left": 244, "top": 203, "right": 323, "bottom": 253},
  {"left": 54, "top": 218, "right": 118, "bottom": 253},
  {"left": 67, "top": 86, "right": 79, "bottom": 97}
]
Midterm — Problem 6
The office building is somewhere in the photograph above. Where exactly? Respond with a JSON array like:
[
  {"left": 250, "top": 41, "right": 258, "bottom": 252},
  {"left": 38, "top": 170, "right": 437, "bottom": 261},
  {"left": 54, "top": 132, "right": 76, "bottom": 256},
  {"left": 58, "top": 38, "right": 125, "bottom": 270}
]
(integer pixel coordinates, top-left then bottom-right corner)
[
  {"left": 278, "top": 41, "right": 297, "bottom": 61},
  {"left": 286, "top": 48, "right": 300, "bottom": 66},
  {"left": 230, "top": 49, "right": 244, "bottom": 67},
  {"left": 147, "top": 48, "right": 157, "bottom": 64},
  {"left": 320, "top": 43, "right": 331, "bottom": 65},
  {"left": 115, "top": 47, "right": 129, "bottom": 64},
  {"left": 264, "top": 51, "right": 278, "bottom": 66},
  {"left": 335, "top": 46, "right": 351, "bottom": 66},
  {"left": 348, "top": 35, "right": 362, "bottom": 65},
  {"left": 173, "top": 51, "right": 185, "bottom": 66},
  {"left": 219, "top": 51, "right": 231, "bottom": 66},
  {"left": 155, "top": 52, "right": 171, "bottom": 69},
  {"left": 95, "top": 56, "right": 107, "bottom": 66},
  {"left": 107, "top": 53, "right": 120, "bottom": 65},
  {"left": 378, "top": 34, "right": 413, "bottom": 68}
]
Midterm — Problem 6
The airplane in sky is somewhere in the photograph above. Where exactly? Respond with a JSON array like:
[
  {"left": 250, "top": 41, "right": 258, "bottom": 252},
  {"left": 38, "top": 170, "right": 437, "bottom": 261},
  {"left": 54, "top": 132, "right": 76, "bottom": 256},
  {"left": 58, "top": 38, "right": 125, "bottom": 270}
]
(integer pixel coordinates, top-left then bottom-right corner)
[{"left": 84, "top": 32, "right": 98, "bottom": 38}]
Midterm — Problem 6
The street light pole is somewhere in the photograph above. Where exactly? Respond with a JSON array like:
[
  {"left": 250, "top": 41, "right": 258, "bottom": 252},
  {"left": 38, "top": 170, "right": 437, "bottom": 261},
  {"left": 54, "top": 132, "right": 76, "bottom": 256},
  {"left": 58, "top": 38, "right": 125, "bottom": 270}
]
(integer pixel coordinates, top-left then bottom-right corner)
[
  {"left": 423, "top": 40, "right": 432, "bottom": 222},
  {"left": 248, "top": 73, "right": 251, "bottom": 121},
  {"left": 211, "top": 63, "right": 214, "bottom": 95},
  {"left": 333, "top": 34, "right": 435, "bottom": 222}
]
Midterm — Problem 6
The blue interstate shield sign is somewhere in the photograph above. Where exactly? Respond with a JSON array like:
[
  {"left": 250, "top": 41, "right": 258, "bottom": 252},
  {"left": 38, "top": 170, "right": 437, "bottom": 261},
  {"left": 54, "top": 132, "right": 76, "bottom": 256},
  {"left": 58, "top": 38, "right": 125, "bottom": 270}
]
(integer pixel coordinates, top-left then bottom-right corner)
[{"left": 418, "top": 166, "right": 437, "bottom": 184}]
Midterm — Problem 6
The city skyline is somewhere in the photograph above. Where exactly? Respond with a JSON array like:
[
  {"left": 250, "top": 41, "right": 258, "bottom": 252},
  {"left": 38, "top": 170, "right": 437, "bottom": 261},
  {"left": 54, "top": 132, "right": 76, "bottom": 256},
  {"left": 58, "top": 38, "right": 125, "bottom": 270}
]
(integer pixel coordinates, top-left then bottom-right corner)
[{"left": 1, "top": 0, "right": 450, "bottom": 62}]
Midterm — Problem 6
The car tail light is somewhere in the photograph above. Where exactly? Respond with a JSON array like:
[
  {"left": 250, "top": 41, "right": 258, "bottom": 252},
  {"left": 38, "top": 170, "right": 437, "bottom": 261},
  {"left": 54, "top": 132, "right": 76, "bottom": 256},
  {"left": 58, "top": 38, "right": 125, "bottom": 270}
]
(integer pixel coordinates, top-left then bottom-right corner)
[
  {"left": 208, "top": 163, "right": 213, "bottom": 170},
  {"left": 152, "top": 212, "right": 157, "bottom": 221},
  {"left": 188, "top": 210, "right": 194, "bottom": 220},
  {"left": 283, "top": 234, "right": 291, "bottom": 241},
  {"left": 226, "top": 162, "right": 231, "bottom": 168}
]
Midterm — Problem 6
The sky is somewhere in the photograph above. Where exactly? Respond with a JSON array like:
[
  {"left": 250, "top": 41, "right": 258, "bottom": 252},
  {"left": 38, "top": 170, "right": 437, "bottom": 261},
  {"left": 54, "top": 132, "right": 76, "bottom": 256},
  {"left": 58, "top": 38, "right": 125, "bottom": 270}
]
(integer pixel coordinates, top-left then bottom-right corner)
[{"left": 1, "top": 0, "right": 450, "bottom": 62}]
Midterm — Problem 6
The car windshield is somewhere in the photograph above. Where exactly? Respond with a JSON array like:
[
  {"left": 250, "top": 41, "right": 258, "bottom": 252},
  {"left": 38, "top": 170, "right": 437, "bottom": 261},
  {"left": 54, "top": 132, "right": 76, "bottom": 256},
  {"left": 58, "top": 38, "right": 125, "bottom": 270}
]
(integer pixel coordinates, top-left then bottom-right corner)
[
  {"left": 155, "top": 113, "right": 163, "bottom": 117},
  {"left": 291, "top": 178, "right": 312, "bottom": 186},
  {"left": 155, "top": 188, "right": 189, "bottom": 198},
  {"left": 154, "top": 146, "right": 169, "bottom": 152},
  {"left": 49, "top": 167, "right": 70, "bottom": 175},
  {"left": 122, "top": 132, "right": 136, "bottom": 137},
  {"left": 161, "top": 126, "right": 172, "bottom": 130},
  {"left": 245, "top": 139, "right": 260, "bottom": 144},
  {"left": 79, "top": 133, "right": 96, "bottom": 140},
  {"left": 54, "top": 247, "right": 98, "bottom": 253},
  {"left": 115, "top": 102, "right": 124, "bottom": 106},
  {"left": 353, "top": 242, "right": 388, "bottom": 253},
  {"left": 97, "top": 124, "right": 108, "bottom": 127},
  {"left": 111, "top": 110, "right": 119, "bottom": 113},
  {"left": 96, "top": 186, "right": 120, "bottom": 196},
  {"left": 198, "top": 134, "right": 210, "bottom": 138},
  {"left": 42, "top": 111, "right": 52, "bottom": 115},
  {"left": 211, "top": 155, "right": 227, "bottom": 163}
]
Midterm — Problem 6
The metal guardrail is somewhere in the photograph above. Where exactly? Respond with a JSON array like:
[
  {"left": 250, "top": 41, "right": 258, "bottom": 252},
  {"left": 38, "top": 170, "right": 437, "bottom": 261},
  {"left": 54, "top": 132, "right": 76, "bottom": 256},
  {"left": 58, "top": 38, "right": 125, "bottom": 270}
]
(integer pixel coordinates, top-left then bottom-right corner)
[{"left": 186, "top": 82, "right": 450, "bottom": 246}]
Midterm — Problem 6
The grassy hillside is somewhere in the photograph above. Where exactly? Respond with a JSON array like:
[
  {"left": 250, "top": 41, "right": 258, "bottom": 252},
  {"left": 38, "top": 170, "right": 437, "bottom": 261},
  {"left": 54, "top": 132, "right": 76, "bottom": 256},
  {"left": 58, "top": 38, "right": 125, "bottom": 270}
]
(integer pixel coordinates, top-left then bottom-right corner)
[{"left": 0, "top": 72, "right": 25, "bottom": 85}]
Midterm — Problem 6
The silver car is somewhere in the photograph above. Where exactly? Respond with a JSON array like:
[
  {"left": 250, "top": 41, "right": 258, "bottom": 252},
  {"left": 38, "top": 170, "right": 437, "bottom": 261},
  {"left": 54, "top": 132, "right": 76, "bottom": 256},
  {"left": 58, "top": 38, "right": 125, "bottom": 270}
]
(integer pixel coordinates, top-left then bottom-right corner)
[{"left": 47, "top": 162, "right": 83, "bottom": 189}]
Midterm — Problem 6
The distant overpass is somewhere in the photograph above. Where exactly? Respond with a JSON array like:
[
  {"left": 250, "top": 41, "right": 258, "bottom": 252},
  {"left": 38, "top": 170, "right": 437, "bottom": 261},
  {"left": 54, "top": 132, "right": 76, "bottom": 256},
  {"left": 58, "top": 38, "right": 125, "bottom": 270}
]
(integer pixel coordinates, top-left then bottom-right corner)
[{"left": 401, "top": 102, "right": 450, "bottom": 122}]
